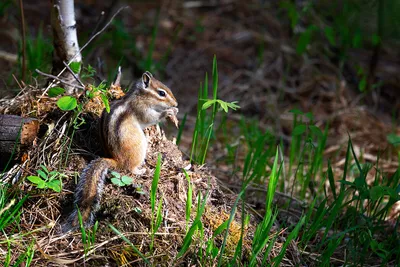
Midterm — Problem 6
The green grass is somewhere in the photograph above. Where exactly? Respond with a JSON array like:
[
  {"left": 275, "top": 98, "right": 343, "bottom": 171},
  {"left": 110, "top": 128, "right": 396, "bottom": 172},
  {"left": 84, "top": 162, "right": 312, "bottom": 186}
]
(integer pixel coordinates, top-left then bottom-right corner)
[
  {"left": 83, "top": 9, "right": 180, "bottom": 80},
  {"left": 295, "top": 138, "right": 400, "bottom": 265},
  {"left": 109, "top": 224, "right": 150, "bottom": 265},
  {"left": 3, "top": 42, "right": 400, "bottom": 265},
  {"left": 175, "top": 186, "right": 209, "bottom": 261},
  {"left": 190, "top": 56, "right": 239, "bottom": 165},
  {"left": 102, "top": 56, "right": 399, "bottom": 265},
  {"left": 0, "top": 183, "right": 31, "bottom": 267},
  {"left": 0, "top": 184, "right": 27, "bottom": 232},
  {"left": 199, "top": 59, "right": 397, "bottom": 265},
  {"left": 21, "top": 25, "right": 53, "bottom": 80},
  {"left": 77, "top": 208, "right": 99, "bottom": 256},
  {"left": 150, "top": 154, "right": 163, "bottom": 252}
]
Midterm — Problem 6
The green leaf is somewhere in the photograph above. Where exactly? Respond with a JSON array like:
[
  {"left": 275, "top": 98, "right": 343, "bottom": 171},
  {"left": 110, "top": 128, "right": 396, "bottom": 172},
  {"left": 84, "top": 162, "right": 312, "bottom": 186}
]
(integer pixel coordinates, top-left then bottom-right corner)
[
  {"left": 27, "top": 176, "right": 44, "bottom": 185},
  {"left": 151, "top": 154, "right": 162, "bottom": 212},
  {"left": 309, "top": 125, "right": 322, "bottom": 138},
  {"left": 211, "top": 246, "right": 219, "bottom": 258},
  {"left": 48, "top": 87, "right": 65, "bottom": 97},
  {"left": 111, "top": 171, "right": 121, "bottom": 179},
  {"left": 69, "top": 61, "right": 81, "bottom": 74},
  {"left": 100, "top": 93, "right": 110, "bottom": 113},
  {"left": 387, "top": 134, "right": 400, "bottom": 146},
  {"left": 212, "top": 55, "right": 218, "bottom": 101},
  {"left": 352, "top": 32, "right": 362, "bottom": 48},
  {"left": 370, "top": 186, "right": 398, "bottom": 201},
  {"left": 305, "top": 112, "right": 314, "bottom": 121},
  {"left": 296, "top": 26, "right": 314, "bottom": 55},
  {"left": 177, "top": 221, "right": 200, "bottom": 258},
  {"left": 227, "top": 101, "right": 240, "bottom": 110},
  {"left": 36, "top": 181, "right": 47, "bottom": 189},
  {"left": 57, "top": 96, "right": 77, "bottom": 111},
  {"left": 354, "top": 177, "right": 367, "bottom": 190},
  {"left": 372, "top": 34, "right": 381, "bottom": 46},
  {"left": 40, "top": 164, "right": 49, "bottom": 173},
  {"left": 202, "top": 99, "right": 216, "bottom": 110},
  {"left": 370, "top": 186, "right": 385, "bottom": 201},
  {"left": 324, "top": 26, "right": 336, "bottom": 46},
  {"left": 121, "top": 176, "right": 134, "bottom": 185},
  {"left": 280, "top": 1, "right": 298, "bottom": 29},
  {"left": 47, "top": 180, "right": 61, "bottom": 192},
  {"left": 111, "top": 178, "right": 124, "bottom": 187},
  {"left": 155, "top": 198, "right": 163, "bottom": 230},
  {"left": 177, "top": 192, "right": 208, "bottom": 259},
  {"left": 86, "top": 90, "right": 94, "bottom": 99},
  {"left": 339, "top": 180, "right": 354, "bottom": 186},
  {"left": 212, "top": 219, "right": 229, "bottom": 237},
  {"left": 289, "top": 109, "right": 303, "bottom": 115},
  {"left": 293, "top": 124, "right": 306, "bottom": 136},
  {"left": 358, "top": 76, "right": 367, "bottom": 92},
  {"left": 206, "top": 240, "right": 213, "bottom": 255},
  {"left": 218, "top": 100, "right": 228, "bottom": 113},
  {"left": 37, "top": 170, "right": 47, "bottom": 180}
]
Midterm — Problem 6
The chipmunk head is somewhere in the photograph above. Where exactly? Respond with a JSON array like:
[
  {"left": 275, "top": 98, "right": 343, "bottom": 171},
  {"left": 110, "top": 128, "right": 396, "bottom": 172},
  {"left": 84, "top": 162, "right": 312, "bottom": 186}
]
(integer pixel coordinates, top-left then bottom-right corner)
[{"left": 140, "top": 71, "right": 178, "bottom": 109}]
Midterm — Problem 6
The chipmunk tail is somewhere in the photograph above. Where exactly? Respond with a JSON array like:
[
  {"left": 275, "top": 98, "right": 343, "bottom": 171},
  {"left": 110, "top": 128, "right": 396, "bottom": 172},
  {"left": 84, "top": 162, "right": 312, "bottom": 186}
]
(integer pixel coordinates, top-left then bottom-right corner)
[{"left": 62, "top": 158, "right": 117, "bottom": 232}]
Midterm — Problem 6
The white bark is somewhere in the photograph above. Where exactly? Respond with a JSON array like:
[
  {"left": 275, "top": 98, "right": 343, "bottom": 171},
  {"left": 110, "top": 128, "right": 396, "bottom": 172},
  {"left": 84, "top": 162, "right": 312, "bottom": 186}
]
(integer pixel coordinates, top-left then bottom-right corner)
[{"left": 51, "top": 0, "right": 82, "bottom": 93}]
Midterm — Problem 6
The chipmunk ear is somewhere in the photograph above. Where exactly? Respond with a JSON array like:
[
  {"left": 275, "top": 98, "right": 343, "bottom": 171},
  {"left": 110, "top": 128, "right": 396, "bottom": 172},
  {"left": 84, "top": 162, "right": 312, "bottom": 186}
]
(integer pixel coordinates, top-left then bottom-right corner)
[{"left": 142, "top": 71, "right": 153, "bottom": 88}]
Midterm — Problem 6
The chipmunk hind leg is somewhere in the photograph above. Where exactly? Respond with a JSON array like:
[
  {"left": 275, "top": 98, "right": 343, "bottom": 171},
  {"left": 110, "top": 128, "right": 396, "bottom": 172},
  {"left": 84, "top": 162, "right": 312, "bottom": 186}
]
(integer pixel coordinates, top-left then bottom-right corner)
[{"left": 122, "top": 138, "right": 148, "bottom": 175}]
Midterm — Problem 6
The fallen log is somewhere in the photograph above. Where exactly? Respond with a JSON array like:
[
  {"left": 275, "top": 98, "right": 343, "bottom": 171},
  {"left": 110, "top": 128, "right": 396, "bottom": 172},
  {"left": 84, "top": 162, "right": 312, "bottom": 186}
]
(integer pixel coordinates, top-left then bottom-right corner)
[{"left": 0, "top": 114, "right": 39, "bottom": 168}]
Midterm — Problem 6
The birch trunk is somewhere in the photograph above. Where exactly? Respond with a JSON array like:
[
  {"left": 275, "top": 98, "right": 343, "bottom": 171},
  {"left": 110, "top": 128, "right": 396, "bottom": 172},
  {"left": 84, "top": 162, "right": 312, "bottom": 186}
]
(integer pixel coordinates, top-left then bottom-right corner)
[{"left": 50, "top": 0, "right": 82, "bottom": 94}]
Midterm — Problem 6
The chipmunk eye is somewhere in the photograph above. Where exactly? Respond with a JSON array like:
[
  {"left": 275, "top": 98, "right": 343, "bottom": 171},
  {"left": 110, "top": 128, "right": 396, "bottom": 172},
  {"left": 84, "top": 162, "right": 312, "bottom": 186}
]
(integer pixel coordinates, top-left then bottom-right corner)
[{"left": 158, "top": 90, "right": 166, "bottom": 97}]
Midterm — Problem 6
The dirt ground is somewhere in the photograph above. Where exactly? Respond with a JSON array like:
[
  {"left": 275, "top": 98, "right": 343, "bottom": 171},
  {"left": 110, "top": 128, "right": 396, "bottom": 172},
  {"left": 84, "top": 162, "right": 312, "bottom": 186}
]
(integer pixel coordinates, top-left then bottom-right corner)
[{"left": 0, "top": 0, "right": 399, "bottom": 265}]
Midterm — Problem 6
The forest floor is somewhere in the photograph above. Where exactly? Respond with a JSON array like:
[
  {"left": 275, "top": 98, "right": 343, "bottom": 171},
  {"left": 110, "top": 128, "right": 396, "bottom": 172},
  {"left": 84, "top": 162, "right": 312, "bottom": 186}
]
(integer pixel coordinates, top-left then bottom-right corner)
[{"left": 0, "top": 0, "right": 399, "bottom": 266}]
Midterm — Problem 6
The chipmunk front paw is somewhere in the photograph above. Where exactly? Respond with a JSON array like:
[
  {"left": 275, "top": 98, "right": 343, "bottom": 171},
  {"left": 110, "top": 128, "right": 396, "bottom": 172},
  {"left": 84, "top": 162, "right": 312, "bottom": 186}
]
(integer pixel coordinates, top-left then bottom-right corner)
[{"left": 164, "top": 107, "right": 179, "bottom": 128}]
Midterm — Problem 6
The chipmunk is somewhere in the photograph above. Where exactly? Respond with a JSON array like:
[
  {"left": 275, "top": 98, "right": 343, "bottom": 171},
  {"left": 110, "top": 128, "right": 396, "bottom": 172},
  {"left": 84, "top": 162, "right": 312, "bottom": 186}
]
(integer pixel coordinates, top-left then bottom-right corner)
[{"left": 64, "top": 71, "right": 178, "bottom": 231}]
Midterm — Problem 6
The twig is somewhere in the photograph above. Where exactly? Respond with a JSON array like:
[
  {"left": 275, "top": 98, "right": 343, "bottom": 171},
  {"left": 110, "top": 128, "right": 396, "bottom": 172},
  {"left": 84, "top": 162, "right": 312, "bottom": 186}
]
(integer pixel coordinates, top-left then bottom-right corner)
[
  {"left": 35, "top": 69, "right": 85, "bottom": 90},
  {"left": 41, "top": 6, "right": 129, "bottom": 98},
  {"left": 62, "top": 61, "right": 85, "bottom": 88},
  {"left": 12, "top": 74, "right": 23, "bottom": 90},
  {"left": 90, "top": 0, "right": 118, "bottom": 38},
  {"left": 79, "top": 6, "right": 129, "bottom": 60},
  {"left": 0, "top": 50, "right": 18, "bottom": 63},
  {"left": 90, "top": 11, "right": 105, "bottom": 37}
]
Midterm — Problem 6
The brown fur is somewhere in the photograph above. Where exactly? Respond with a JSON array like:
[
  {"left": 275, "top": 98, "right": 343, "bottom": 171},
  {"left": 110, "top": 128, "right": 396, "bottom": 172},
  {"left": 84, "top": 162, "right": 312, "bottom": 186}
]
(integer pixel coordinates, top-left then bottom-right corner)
[{"left": 65, "top": 72, "right": 177, "bottom": 231}]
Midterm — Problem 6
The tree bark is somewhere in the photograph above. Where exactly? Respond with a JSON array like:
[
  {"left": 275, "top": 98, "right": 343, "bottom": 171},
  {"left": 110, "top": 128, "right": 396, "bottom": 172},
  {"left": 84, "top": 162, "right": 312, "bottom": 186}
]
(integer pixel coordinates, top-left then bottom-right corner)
[
  {"left": 0, "top": 114, "right": 39, "bottom": 169},
  {"left": 50, "top": 0, "right": 82, "bottom": 94}
]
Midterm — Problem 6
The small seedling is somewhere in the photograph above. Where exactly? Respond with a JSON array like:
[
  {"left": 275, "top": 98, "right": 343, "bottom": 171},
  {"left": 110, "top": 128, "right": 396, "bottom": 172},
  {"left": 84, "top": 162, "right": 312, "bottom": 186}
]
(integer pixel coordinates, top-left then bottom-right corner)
[
  {"left": 110, "top": 171, "right": 134, "bottom": 187},
  {"left": 190, "top": 56, "right": 240, "bottom": 165},
  {"left": 27, "top": 165, "right": 66, "bottom": 192}
]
